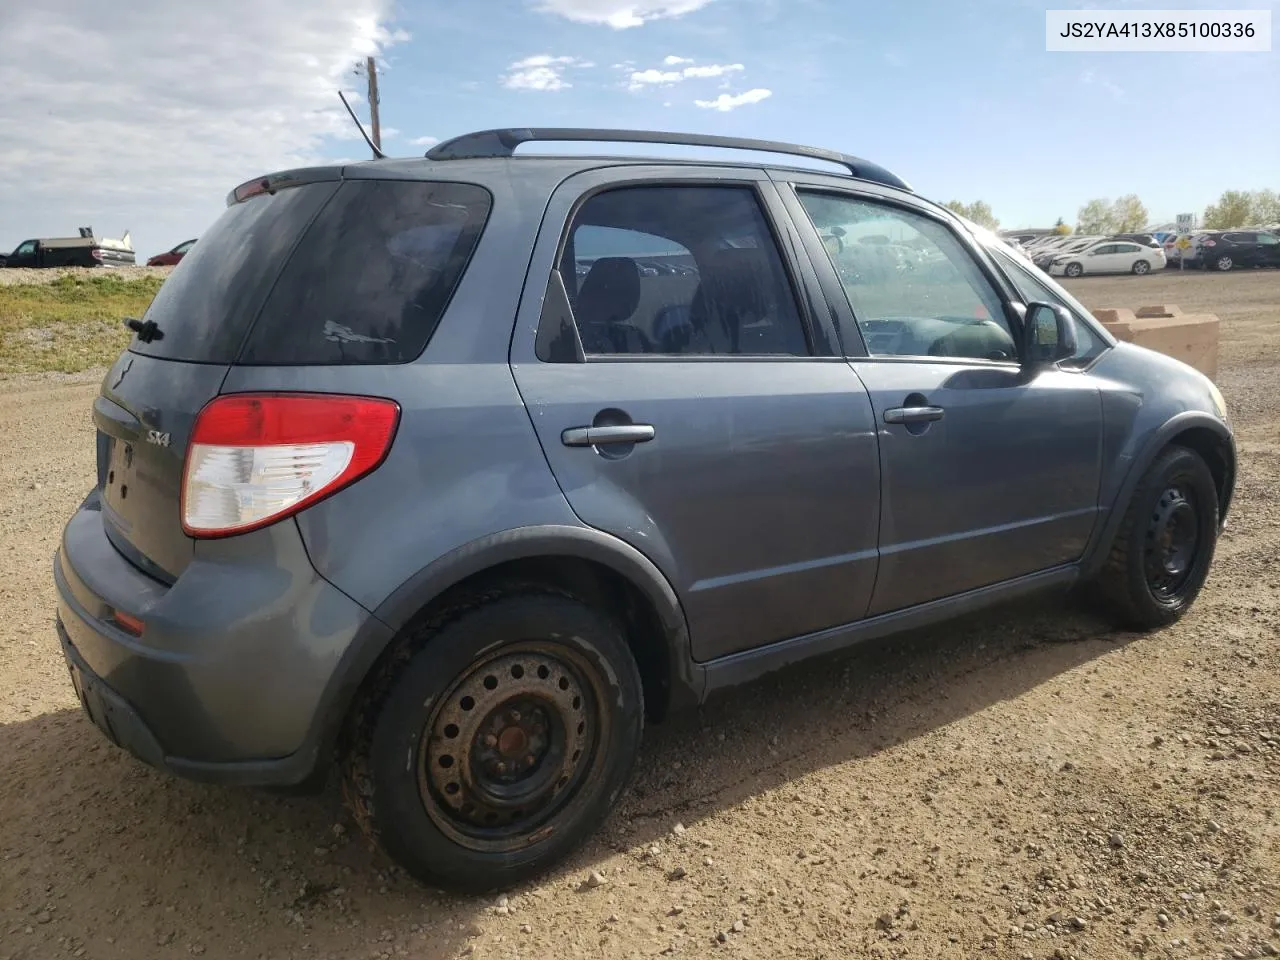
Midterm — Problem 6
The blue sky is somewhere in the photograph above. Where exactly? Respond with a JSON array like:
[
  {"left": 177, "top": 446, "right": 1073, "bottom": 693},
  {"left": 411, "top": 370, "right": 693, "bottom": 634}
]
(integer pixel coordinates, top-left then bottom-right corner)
[
  {"left": 3, "top": 0, "right": 1276, "bottom": 256},
  {"left": 365, "top": 0, "right": 1278, "bottom": 230},
  {"left": 360, "top": 0, "right": 1280, "bottom": 227}
]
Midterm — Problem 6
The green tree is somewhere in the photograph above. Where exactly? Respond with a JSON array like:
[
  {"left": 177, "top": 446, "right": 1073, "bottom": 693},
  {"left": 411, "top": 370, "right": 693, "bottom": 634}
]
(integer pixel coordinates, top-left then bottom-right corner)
[
  {"left": 1249, "top": 189, "right": 1280, "bottom": 224},
  {"left": 1203, "top": 190, "right": 1256, "bottom": 229},
  {"left": 1076, "top": 198, "right": 1116, "bottom": 234},
  {"left": 1077, "top": 196, "right": 1149, "bottom": 234},
  {"left": 1112, "top": 194, "right": 1149, "bottom": 232},
  {"left": 1053, "top": 217, "right": 1072, "bottom": 236},
  {"left": 944, "top": 200, "right": 1000, "bottom": 230}
]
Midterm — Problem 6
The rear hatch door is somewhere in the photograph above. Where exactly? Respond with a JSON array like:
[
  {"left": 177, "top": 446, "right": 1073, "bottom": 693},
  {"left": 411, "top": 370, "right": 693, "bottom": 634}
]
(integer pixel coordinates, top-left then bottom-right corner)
[{"left": 95, "top": 173, "right": 341, "bottom": 581}]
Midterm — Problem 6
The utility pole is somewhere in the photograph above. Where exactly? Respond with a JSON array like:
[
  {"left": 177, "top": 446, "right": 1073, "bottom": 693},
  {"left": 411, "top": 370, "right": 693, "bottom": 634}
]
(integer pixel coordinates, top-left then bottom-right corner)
[{"left": 365, "top": 56, "right": 382, "bottom": 158}]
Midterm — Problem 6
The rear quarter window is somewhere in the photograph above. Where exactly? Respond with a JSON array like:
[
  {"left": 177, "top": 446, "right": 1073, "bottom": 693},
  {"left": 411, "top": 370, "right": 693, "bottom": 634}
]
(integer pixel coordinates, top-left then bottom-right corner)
[{"left": 240, "top": 180, "right": 492, "bottom": 365}]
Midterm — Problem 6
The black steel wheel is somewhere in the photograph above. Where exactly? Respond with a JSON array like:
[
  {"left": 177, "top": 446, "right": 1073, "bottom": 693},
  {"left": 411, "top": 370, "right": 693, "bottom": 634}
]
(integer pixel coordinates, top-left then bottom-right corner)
[
  {"left": 418, "top": 644, "right": 603, "bottom": 850},
  {"left": 1142, "top": 484, "right": 1199, "bottom": 602},
  {"left": 1096, "top": 446, "right": 1219, "bottom": 629},
  {"left": 343, "top": 591, "right": 643, "bottom": 892}
]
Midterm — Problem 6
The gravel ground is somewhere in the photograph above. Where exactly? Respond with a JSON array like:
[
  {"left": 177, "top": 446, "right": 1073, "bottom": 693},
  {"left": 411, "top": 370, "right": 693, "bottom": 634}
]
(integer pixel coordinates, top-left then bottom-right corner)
[{"left": 0, "top": 270, "right": 1276, "bottom": 960}]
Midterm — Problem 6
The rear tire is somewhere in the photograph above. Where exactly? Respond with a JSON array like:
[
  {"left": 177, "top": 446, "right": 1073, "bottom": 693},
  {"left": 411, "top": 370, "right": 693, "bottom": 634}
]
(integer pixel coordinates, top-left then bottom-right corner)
[
  {"left": 1132, "top": 259, "right": 1151, "bottom": 275},
  {"left": 1095, "top": 446, "right": 1219, "bottom": 630},
  {"left": 1215, "top": 255, "right": 1234, "bottom": 272},
  {"left": 343, "top": 592, "right": 644, "bottom": 892}
]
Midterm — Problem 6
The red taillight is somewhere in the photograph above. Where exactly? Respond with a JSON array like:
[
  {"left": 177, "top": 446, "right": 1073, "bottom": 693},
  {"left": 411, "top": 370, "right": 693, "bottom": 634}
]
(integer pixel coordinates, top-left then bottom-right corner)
[
  {"left": 90, "top": 249, "right": 104, "bottom": 261},
  {"left": 112, "top": 609, "right": 145, "bottom": 636},
  {"left": 181, "top": 393, "right": 400, "bottom": 538},
  {"left": 1201, "top": 239, "right": 1216, "bottom": 247}
]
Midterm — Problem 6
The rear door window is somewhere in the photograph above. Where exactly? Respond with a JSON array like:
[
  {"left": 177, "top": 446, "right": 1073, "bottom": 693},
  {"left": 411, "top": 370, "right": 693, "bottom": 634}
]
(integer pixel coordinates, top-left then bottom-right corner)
[
  {"left": 555, "top": 185, "right": 810, "bottom": 357},
  {"left": 131, "top": 181, "right": 339, "bottom": 362},
  {"left": 243, "top": 180, "right": 492, "bottom": 364}
]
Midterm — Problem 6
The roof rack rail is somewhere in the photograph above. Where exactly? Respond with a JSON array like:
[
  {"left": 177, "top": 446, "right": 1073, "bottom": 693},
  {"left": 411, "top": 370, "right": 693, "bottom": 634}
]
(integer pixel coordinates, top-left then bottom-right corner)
[{"left": 425, "top": 127, "right": 911, "bottom": 192}]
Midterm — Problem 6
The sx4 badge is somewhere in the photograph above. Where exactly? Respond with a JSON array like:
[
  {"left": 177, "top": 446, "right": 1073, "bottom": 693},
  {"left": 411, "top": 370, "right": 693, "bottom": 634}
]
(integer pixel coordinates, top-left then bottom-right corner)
[{"left": 146, "top": 430, "right": 171, "bottom": 448}]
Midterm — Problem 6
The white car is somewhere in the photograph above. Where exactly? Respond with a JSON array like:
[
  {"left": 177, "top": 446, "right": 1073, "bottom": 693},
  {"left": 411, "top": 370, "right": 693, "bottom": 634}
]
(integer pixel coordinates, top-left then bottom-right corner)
[
  {"left": 1031, "top": 236, "right": 1103, "bottom": 269},
  {"left": 1048, "top": 240, "right": 1167, "bottom": 277}
]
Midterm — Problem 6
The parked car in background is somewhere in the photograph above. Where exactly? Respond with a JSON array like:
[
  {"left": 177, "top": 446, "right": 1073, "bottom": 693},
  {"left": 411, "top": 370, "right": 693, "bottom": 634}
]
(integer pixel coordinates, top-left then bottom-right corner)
[
  {"left": 1032, "top": 236, "right": 1100, "bottom": 269},
  {"left": 0, "top": 229, "right": 135, "bottom": 268},
  {"left": 147, "top": 239, "right": 197, "bottom": 267},
  {"left": 1048, "top": 239, "right": 1167, "bottom": 277},
  {"left": 1185, "top": 231, "right": 1280, "bottom": 271},
  {"left": 1112, "top": 233, "right": 1161, "bottom": 248},
  {"left": 53, "top": 126, "right": 1235, "bottom": 892}
]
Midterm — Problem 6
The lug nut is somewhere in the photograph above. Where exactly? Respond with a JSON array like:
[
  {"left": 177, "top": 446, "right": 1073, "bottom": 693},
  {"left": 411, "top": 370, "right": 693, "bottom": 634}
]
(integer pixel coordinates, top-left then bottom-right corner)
[
  {"left": 509, "top": 709, "right": 522, "bottom": 723},
  {"left": 484, "top": 734, "right": 498, "bottom": 748},
  {"left": 496, "top": 762, "right": 507, "bottom": 774}
]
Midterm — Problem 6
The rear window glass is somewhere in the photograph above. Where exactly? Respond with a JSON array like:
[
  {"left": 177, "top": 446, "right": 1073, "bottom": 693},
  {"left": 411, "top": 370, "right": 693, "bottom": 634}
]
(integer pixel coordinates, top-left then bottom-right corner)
[
  {"left": 240, "top": 180, "right": 492, "bottom": 364},
  {"left": 131, "top": 181, "right": 339, "bottom": 362}
]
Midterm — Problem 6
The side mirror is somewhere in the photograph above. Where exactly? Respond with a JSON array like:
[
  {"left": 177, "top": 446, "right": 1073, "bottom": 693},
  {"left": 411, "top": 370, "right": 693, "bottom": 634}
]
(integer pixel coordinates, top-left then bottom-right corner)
[{"left": 1023, "top": 302, "right": 1078, "bottom": 367}]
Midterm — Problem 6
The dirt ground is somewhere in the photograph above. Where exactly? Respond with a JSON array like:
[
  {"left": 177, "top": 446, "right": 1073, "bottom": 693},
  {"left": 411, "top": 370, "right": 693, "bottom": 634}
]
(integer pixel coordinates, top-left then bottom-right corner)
[{"left": 1, "top": 270, "right": 1277, "bottom": 960}]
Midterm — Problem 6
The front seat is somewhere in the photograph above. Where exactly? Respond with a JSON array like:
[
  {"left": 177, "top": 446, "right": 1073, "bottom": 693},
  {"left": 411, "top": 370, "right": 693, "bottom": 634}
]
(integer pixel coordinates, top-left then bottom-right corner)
[{"left": 574, "top": 257, "right": 652, "bottom": 354}]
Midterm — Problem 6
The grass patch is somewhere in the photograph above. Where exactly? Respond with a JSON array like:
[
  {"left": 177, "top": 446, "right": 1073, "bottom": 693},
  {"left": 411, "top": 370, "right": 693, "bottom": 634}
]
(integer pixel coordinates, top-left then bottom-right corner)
[{"left": 0, "top": 274, "right": 163, "bottom": 373}]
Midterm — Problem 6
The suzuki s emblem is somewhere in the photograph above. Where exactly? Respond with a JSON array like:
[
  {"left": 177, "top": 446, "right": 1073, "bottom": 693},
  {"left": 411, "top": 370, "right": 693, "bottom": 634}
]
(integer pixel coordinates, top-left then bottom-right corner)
[{"left": 146, "top": 430, "right": 171, "bottom": 448}]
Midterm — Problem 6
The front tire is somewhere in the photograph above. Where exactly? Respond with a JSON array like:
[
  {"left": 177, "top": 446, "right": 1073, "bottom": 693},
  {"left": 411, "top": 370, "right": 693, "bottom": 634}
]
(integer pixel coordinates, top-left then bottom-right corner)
[
  {"left": 1064, "top": 262, "right": 1084, "bottom": 278},
  {"left": 343, "top": 592, "right": 644, "bottom": 892},
  {"left": 1096, "top": 446, "right": 1219, "bottom": 630}
]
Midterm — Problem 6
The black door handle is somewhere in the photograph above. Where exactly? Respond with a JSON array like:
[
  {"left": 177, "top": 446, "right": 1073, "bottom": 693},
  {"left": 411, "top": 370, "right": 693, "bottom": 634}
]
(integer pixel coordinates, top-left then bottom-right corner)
[
  {"left": 562, "top": 424, "right": 656, "bottom": 447},
  {"left": 883, "top": 405, "right": 945, "bottom": 425}
]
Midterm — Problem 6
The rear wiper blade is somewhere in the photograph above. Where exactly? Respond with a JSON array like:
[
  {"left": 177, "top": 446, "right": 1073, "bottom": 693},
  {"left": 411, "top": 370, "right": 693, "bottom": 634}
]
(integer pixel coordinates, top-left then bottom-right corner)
[{"left": 123, "top": 317, "right": 163, "bottom": 343}]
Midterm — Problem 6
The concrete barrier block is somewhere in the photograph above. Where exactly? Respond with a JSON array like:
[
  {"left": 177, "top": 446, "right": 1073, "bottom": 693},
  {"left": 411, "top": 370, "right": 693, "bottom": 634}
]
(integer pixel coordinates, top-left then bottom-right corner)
[
  {"left": 1098, "top": 312, "right": 1219, "bottom": 381},
  {"left": 1092, "top": 308, "right": 1137, "bottom": 324},
  {"left": 1135, "top": 304, "right": 1184, "bottom": 318}
]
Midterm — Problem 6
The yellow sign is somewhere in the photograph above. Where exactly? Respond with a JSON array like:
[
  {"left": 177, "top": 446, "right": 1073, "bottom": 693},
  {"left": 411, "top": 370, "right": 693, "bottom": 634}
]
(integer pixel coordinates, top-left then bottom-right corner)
[{"left": 1176, "top": 238, "right": 1192, "bottom": 250}]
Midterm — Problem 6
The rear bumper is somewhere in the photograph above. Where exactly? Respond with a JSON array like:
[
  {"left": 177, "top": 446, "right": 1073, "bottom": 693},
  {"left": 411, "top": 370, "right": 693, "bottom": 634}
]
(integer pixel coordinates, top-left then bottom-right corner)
[
  {"left": 54, "top": 490, "right": 393, "bottom": 786},
  {"left": 60, "top": 621, "right": 167, "bottom": 769}
]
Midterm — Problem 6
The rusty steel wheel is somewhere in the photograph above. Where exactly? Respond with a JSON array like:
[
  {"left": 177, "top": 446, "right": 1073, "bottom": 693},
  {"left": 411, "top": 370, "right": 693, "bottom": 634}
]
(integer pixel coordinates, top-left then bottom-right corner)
[
  {"left": 418, "top": 645, "right": 604, "bottom": 850},
  {"left": 344, "top": 591, "right": 644, "bottom": 891}
]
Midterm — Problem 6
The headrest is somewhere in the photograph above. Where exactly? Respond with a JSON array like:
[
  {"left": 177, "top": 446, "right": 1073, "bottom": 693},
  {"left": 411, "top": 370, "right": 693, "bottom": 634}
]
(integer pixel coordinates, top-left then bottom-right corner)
[{"left": 576, "top": 257, "right": 641, "bottom": 326}]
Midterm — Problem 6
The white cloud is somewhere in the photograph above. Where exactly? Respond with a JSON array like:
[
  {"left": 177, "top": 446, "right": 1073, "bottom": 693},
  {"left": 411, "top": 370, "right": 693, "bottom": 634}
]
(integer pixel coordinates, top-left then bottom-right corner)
[
  {"left": 534, "top": 0, "right": 717, "bottom": 29},
  {"left": 503, "top": 55, "right": 590, "bottom": 91},
  {"left": 694, "top": 88, "right": 773, "bottom": 111},
  {"left": 409, "top": 135, "right": 440, "bottom": 147},
  {"left": 629, "top": 69, "right": 684, "bottom": 90},
  {"left": 664, "top": 55, "right": 693, "bottom": 65},
  {"left": 1080, "top": 68, "right": 1125, "bottom": 100},
  {"left": 681, "top": 63, "right": 743, "bottom": 78},
  {"left": 0, "top": 1, "right": 407, "bottom": 258},
  {"left": 628, "top": 62, "right": 746, "bottom": 91}
]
